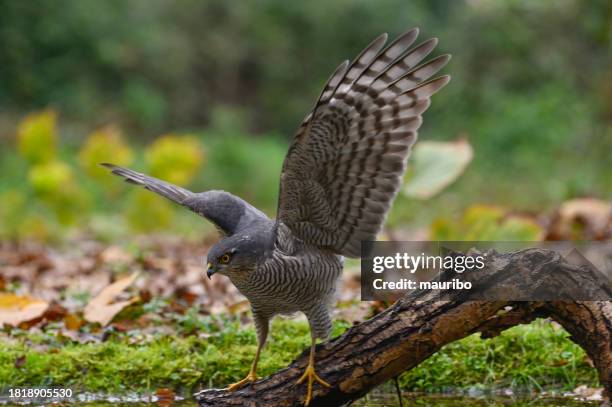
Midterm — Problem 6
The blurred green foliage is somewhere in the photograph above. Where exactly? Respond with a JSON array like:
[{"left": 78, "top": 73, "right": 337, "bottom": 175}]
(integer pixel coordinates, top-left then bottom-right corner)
[
  {"left": 145, "top": 134, "right": 205, "bottom": 185},
  {"left": 126, "top": 190, "right": 174, "bottom": 232},
  {"left": 0, "top": 0, "right": 611, "bottom": 240},
  {"left": 28, "top": 160, "right": 73, "bottom": 197},
  {"left": 431, "top": 205, "right": 543, "bottom": 241},
  {"left": 16, "top": 110, "right": 57, "bottom": 164},
  {"left": 0, "top": 111, "right": 208, "bottom": 239},
  {"left": 78, "top": 126, "right": 134, "bottom": 181}
]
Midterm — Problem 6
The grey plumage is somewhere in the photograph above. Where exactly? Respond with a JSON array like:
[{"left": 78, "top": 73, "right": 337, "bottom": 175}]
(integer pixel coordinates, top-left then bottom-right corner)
[
  {"left": 100, "top": 164, "right": 269, "bottom": 236},
  {"left": 103, "top": 28, "right": 449, "bottom": 404}
]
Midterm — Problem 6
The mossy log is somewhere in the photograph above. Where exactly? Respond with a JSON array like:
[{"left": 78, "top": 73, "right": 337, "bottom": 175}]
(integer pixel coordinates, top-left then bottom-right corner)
[{"left": 195, "top": 248, "right": 612, "bottom": 406}]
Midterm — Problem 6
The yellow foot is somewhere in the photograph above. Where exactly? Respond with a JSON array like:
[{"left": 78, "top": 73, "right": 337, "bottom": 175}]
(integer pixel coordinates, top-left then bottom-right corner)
[
  {"left": 296, "top": 364, "right": 331, "bottom": 406},
  {"left": 226, "top": 371, "right": 257, "bottom": 392}
]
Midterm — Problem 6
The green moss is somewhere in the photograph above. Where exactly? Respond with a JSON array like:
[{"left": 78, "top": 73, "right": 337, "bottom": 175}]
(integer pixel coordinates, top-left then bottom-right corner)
[
  {"left": 0, "top": 319, "right": 598, "bottom": 394},
  {"left": 400, "top": 319, "right": 599, "bottom": 392}
]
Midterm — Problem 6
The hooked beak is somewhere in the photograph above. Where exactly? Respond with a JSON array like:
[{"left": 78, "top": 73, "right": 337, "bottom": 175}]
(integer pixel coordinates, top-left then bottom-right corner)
[{"left": 206, "top": 262, "right": 216, "bottom": 279}]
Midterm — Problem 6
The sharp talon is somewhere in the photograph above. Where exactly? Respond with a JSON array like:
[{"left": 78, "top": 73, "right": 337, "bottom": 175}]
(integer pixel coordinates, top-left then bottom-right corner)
[
  {"left": 296, "top": 364, "right": 331, "bottom": 406},
  {"left": 226, "top": 372, "right": 257, "bottom": 392},
  {"left": 314, "top": 371, "right": 331, "bottom": 388}
]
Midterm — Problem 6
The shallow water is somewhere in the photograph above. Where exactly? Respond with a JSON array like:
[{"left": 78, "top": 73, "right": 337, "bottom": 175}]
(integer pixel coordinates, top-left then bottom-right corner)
[
  {"left": 0, "top": 389, "right": 600, "bottom": 406},
  {"left": 353, "top": 392, "right": 599, "bottom": 406}
]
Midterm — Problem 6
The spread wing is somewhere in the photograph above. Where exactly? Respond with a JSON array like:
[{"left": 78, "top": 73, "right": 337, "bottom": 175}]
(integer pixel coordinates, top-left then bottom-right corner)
[
  {"left": 101, "top": 163, "right": 269, "bottom": 236},
  {"left": 276, "top": 28, "right": 450, "bottom": 257}
]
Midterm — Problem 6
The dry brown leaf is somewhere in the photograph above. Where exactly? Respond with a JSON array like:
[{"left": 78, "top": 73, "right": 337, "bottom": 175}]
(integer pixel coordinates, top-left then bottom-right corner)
[
  {"left": 99, "top": 245, "right": 133, "bottom": 264},
  {"left": 548, "top": 198, "right": 612, "bottom": 240},
  {"left": 155, "top": 388, "right": 175, "bottom": 398},
  {"left": 0, "top": 293, "right": 49, "bottom": 327},
  {"left": 227, "top": 299, "right": 250, "bottom": 315},
  {"left": 155, "top": 387, "right": 175, "bottom": 406},
  {"left": 573, "top": 385, "right": 603, "bottom": 401},
  {"left": 209, "top": 302, "right": 229, "bottom": 316},
  {"left": 177, "top": 289, "right": 198, "bottom": 305},
  {"left": 83, "top": 273, "right": 140, "bottom": 326},
  {"left": 14, "top": 355, "right": 26, "bottom": 369},
  {"left": 43, "top": 302, "right": 68, "bottom": 321},
  {"left": 63, "top": 313, "right": 84, "bottom": 331}
]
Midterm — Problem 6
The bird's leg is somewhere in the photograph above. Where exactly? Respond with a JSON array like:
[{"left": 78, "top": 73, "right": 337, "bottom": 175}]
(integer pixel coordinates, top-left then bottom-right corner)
[
  {"left": 226, "top": 342, "right": 262, "bottom": 391},
  {"left": 227, "top": 313, "right": 268, "bottom": 392},
  {"left": 296, "top": 331, "right": 331, "bottom": 406}
]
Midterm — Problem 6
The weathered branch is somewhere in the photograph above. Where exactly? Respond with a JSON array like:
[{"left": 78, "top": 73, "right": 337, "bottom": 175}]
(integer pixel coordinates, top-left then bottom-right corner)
[{"left": 195, "top": 249, "right": 612, "bottom": 406}]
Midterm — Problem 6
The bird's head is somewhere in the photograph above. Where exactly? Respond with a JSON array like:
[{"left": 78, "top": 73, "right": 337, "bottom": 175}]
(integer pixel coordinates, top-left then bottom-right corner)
[{"left": 205, "top": 228, "right": 272, "bottom": 281}]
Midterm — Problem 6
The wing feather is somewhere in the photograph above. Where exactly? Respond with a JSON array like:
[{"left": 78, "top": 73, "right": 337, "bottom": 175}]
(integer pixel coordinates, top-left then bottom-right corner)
[
  {"left": 101, "top": 163, "right": 269, "bottom": 236},
  {"left": 277, "top": 30, "right": 450, "bottom": 257}
]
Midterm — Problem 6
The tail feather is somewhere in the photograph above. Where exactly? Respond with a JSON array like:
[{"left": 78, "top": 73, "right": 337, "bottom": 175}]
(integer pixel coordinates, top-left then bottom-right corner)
[{"left": 100, "top": 163, "right": 193, "bottom": 204}]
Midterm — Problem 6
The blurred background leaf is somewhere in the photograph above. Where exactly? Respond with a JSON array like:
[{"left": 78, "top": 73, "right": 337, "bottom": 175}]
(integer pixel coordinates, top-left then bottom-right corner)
[
  {"left": 403, "top": 138, "right": 473, "bottom": 199},
  {"left": 431, "top": 205, "right": 544, "bottom": 241},
  {"left": 28, "top": 160, "right": 73, "bottom": 197},
  {"left": 78, "top": 126, "right": 134, "bottom": 181},
  {"left": 145, "top": 134, "right": 205, "bottom": 185},
  {"left": 17, "top": 110, "right": 57, "bottom": 164}
]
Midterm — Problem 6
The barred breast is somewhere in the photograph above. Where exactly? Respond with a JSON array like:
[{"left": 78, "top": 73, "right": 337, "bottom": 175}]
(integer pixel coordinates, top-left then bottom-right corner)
[{"left": 233, "top": 225, "right": 343, "bottom": 339}]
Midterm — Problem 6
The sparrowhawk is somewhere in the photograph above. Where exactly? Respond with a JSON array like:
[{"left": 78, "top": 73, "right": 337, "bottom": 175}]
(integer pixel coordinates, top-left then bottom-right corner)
[{"left": 103, "top": 28, "right": 449, "bottom": 406}]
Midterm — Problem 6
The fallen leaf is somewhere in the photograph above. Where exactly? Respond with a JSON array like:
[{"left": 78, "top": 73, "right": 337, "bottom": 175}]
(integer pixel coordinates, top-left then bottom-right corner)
[
  {"left": 18, "top": 318, "right": 43, "bottom": 330},
  {"left": 168, "top": 301, "right": 187, "bottom": 314},
  {"left": 111, "top": 320, "right": 138, "bottom": 332},
  {"left": 138, "top": 314, "right": 157, "bottom": 329},
  {"left": 227, "top": 299, "right": 250, "bottom": 315},
  {"left": 0, "top": 293, "right": 49, "bottom": 327},
  {"left": 155, "top": 387, "right": 175, "bottom": 406},
  {"left": 43, "top": 302, "right": 68, "bottom": 321},
  {"left": 156, "top": 388, "right": 175, "bottom": 398},
  {"left": 209, "top": 302, "right": 229, "bottom": 316},
  {"left": 573, "top": 385, "right": 603, "bottom": 401},
  {"left": 63, "top": 313, "right": 84, "bottom": 331},
  {"left": 547, "top": 198, "right": 611, "bottom": 240},
  {"left": 177, "top": 289, "right": 198, "bottom": 305},
  {"left": 84, "top": 273, "right": 140, "bottom": 326},
  {"left": 139, "top": 289, "right": 152, "bottom": 304},
  {"left": 403, "top": 138, "right": 473, "bottom": 199},
  {"left": 14, "top": 355, "right": 26, "bottom": 369},
  {"left": 99, "top": 245, "right": 133, "bottom": 264}
]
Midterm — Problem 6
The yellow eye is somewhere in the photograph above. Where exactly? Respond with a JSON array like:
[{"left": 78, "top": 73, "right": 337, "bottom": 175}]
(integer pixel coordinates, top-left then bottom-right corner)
[{"left": 219, "top": 253, "right": 231, "bottom": 264}]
